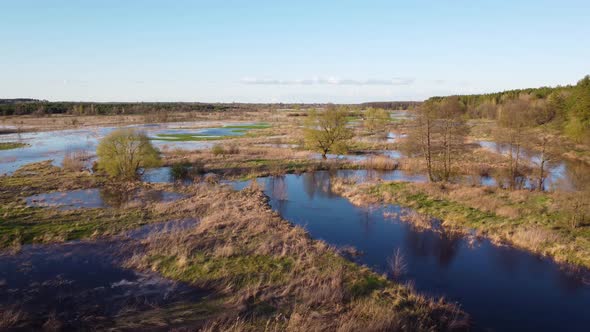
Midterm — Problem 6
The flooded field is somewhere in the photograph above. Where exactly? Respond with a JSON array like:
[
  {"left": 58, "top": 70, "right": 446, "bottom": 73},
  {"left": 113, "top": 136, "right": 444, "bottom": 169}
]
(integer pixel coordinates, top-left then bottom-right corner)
[
  {"left": 2, "top": 120, "right": 589, "bottom": 192},
  {"left": 230, "top": 172, "right": 590, "bottom": 332},
  {"left": 0, "top": 220, "right": 206, "bottom": 330},
  {"left": 2, "top": 116, "right": 589, "bottom": 331},
  {"left": 26, "top": 188, "right": 185, "bottom": 210},
  {"left": 0, "top": 121, "right": 264, "bottom": 175},
  {"left": 477, "top": 141, "right": 590, "bottom": 191}
]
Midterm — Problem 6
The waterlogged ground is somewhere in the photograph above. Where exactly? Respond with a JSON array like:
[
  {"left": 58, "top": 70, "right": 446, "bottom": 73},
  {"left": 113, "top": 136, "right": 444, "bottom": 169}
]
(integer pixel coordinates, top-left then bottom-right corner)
[
  {"left": 3, "top": 118, "right": 590, "bottom": 330},
  {"left": 230, "top": 172, "right": 590, "bottom": 332},
  {"left": 2, "top": 118, "right": 589, "bottom": 191},
  {"left": 0, "top": 219, "right": 208, "bottom": 330},
  {"left": 0, "top": 121, "right": 265, "bottom": 175},
  {"left": 477, "top": 141, "right": 590, "bottom": 191},
  {"left": 26, "top": 188, "right": 184, "bottom": 210}
]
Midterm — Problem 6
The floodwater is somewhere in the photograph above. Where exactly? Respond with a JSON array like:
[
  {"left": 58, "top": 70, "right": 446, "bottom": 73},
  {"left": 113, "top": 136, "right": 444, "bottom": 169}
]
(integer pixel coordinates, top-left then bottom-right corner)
[
  {"left": 477, "top": 141, "right": 590, "bottom": 191},
  {"left": 0, "top": 121, "right": 261, "bottom": 175},
  {"left": 0, "top": 220, "right": 205, "bottom": 330},
  {"left": 230, "top": 172, "right": 590, "bottom": 332},
  {"left": 2, "top": 120, "right": 588, "bottom": 191},
  {"left": 26, "top": 188, "right": 185, "bottom": 210}
]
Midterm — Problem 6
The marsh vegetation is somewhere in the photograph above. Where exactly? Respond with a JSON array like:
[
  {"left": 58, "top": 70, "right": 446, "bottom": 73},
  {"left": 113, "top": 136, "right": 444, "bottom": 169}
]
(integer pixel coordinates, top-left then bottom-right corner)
[{"left": 1, "top": 81, "right": 590, "bottom": 330}]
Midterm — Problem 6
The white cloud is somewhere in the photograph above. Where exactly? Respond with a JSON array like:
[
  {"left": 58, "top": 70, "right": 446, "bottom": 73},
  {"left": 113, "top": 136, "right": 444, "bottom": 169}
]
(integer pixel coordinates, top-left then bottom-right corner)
[{"left": 240, "top": 77, "right": 414, "bottom": 86}]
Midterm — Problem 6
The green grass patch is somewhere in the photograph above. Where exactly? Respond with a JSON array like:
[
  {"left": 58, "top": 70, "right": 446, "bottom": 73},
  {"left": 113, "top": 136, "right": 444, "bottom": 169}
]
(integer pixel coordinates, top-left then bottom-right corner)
[
  {"left": 349, "top": 274, "right": 389, "bottom": 297},
  {"left": 0, "top": 161, "right": 187, "bottom": 249},
  {"left": 154, "top": 133, "right": 226, "bottom": 142},
  {"left": 0, "top": 142, "right": 29, "bottom": 150},
  {"left": 149, "top": 253, "right": 293, "bottom": 289},
  {"left": 152, "top": 123, "right": 271, "bottom": 141},
  {"left": 0, "top": 203, "right": 149, "bottom": 248}
]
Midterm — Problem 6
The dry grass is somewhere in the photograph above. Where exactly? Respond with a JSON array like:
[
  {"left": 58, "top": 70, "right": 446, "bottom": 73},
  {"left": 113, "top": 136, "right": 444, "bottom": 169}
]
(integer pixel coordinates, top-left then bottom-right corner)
[
  {"left": 126, "top": 184, "right": 467, "bottom": 331},
  {"left": 162, "top": 143, "right": 353, "bottom": 181},
  {"left": 363, "top": 155, "right": 399, "bottom": 170},
  {"left": 509, "top": 227, "right": 560, "bottom": 253},
  {"left": 62, "top": 150, "right": 91, "bottom": 172},
  {"left": 0, "top": 307, "right": 24, "bottom": 329},
  {"left": 398, "top": 210, "right": 436, "bottom": 231}
]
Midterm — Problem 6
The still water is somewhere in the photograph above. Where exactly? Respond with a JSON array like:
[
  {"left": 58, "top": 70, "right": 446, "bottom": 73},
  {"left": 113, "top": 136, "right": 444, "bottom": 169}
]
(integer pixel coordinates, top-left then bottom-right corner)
[
  {"left": 0, "top": 219, "right": 205, "bottom": 330},
  {"left": 0, "top": 121, "right": 261, "bottom": 175},
  {"left": 231, "top": 172, "right": 590, "bottom": 332}
]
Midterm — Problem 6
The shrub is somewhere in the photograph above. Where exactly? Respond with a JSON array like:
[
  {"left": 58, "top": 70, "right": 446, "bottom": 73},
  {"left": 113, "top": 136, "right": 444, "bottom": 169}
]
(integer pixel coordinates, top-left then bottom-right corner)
[
  {"left": 96, "top": 128, "right": 161, "bottom": 180},
  {"left": 211, "top": 144, "right": 225, "bottom": 156},
  {"left": 171, "top": 161, "right": 204, "bottom": 181}
]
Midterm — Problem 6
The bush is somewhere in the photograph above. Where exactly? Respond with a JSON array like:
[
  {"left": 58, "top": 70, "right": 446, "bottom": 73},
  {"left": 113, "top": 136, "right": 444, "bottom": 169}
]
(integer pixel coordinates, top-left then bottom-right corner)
[
  {"left": 211, "top": 144, "right": 225, "bottom": 156},
  {"left": 171, "top": 161, "right": 204, "bottom": 181},
  {"left": 96, "top": 129, "right": 161, "bottom": 180}
]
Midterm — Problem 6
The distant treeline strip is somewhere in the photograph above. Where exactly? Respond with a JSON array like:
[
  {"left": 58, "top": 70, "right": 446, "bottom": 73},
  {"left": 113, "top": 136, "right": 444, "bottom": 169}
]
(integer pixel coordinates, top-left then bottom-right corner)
[
  {"left": 0, "top": 100, "right": 418, "bottom": 116},
  {"left": 360, "top": 101, "right": 421, "bottom": 110},
  {"left": 0, "top": 101, "right": 240, "bottom": 116}
]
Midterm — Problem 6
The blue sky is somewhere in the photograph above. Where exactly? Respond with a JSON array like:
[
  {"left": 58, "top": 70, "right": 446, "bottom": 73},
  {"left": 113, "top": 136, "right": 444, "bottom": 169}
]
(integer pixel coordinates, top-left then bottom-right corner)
[{"left": 1, "top": 0, "right": 589, "bottom": 103}]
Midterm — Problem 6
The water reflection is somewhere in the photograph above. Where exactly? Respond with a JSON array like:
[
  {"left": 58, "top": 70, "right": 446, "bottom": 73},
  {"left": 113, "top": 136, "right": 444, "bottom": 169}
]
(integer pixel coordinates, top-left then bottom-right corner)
[
  {"left": 230, "top": 172, "right": 590, "bottom": 332},
  {"left": 478, "top": 141, "right": 590, "bottom": 191},
  {"left": 26, "top": 188, "right": 184, "bottom": 210},
  {"left": 0, "top": 222, "right": 205, "bottom": 330}
]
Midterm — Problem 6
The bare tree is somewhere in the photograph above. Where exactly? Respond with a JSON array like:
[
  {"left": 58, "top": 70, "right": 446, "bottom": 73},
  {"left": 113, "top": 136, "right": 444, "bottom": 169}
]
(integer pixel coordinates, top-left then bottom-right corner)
[
  {"left": 495, "top": 97, "right": 531, "bottom": 189},
  {"left": 435, "top": 97, "right": 468, "bottom": 181},
  {"left": 532, "top": 134, "right": 552, "bottom": 191},
  {"left": 406, "top": 101, "right": 436, "bottom": 181},
  {"left": 406, "top": 98, "right": 468, "bottom": 182}
]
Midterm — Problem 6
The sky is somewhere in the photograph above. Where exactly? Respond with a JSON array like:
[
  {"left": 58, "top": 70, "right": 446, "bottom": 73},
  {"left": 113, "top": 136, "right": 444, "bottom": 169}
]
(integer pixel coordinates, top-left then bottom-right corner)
[{"left": 1, "top": 0, "right": 589, "bottom": 103}]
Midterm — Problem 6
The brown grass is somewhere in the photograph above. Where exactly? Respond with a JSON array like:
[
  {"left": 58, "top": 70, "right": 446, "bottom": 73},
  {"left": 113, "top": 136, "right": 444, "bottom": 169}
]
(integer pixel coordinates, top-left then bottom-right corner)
[
  {"left": 62, "top": 150, "right": 90, "bottom": 172},
  {"left": 0, "top": 307, "right": 24, "bottom": 329},
  {"left": 362, "top": 155, "right": 399, "bottom": 170},
  {"left": 126, "top": 184, "right": 467, "bottom": 331},
  {"left": 509, "top": 227, "right": 560, "bottom": 253}
]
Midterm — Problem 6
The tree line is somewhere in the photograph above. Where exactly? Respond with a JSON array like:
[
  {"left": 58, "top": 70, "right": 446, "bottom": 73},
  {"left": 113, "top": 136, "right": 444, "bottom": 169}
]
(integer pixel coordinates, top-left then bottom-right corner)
[
  {"left": 428, "top": 75, "right": 590, "bottom": 143},
  {"left": 0, "top": 101, "right": 236, "bottom": 116}
]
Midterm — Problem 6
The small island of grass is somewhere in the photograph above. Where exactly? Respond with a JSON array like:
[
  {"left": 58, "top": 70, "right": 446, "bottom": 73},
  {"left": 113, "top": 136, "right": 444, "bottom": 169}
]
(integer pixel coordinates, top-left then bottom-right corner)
[{"left": 0, "top": 142, "right": 29, "bottom": 150}]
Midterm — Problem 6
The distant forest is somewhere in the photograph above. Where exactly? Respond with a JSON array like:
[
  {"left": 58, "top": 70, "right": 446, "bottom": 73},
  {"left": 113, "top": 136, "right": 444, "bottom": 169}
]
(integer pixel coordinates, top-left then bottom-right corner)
[
  {"left": 0, "top": 101, "right": 249, "bottom": 116},
  {"left": 0, "top": 99, "right": 417, "bottom": 116},
  {"left": 427, "top": 75, "right": 590, "bottom": 142}
]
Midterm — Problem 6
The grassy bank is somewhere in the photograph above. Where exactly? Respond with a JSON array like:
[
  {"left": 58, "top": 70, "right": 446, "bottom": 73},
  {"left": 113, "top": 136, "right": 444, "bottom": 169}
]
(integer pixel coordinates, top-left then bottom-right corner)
[
  {"left": 333, "top": 179, "right": 590, "bottom": 269},
  {"left": 161, "top": 145, "right": 358, "bottom": 180},
  {"left": 126, "top": 183, "right": 467, "bottom": 331}
]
